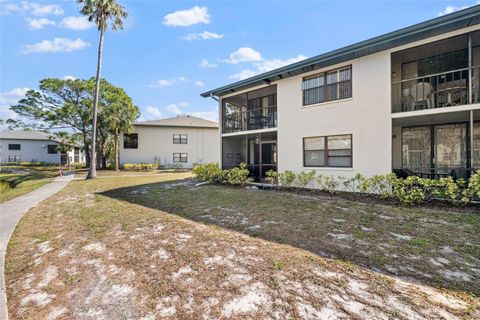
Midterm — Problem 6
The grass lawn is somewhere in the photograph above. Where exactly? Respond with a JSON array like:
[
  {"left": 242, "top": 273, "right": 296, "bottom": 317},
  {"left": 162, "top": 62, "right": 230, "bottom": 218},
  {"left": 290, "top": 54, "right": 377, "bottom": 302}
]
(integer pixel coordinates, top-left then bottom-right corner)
[
  {"left": 5, "top": 173, "right": 479, "bottom": 319},
  {"left": 0, "top": 166, "right": 62, "bottom": 203}
]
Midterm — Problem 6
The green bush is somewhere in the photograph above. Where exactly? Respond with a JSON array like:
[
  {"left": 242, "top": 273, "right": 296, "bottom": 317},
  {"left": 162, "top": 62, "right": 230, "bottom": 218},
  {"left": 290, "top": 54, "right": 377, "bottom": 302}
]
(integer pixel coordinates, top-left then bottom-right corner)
[
  {"left": 294, "top": 170, "right": 316, "bottom": 189},
  {"left": 462, "top": 170, "right": 480, "bottom": 203},
  {"left": 225, "top": 163, "right": 253, "bottom": 186},
  {"left": 122, "top": 163, "right": 158, "bottom": 171},
  {"left": 192, "top": 162, "right": 224, "bottom": 183}
]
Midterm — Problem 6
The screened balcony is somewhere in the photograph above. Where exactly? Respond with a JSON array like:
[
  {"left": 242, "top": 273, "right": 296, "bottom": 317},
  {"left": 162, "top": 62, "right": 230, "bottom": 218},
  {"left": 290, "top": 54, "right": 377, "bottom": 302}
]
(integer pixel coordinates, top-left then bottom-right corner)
[
  {"left": 391, "top": 31, "right": 480, "bottom": 113},
  {"left": 222, "top": 85, "right": 277, "bottom": 134}
]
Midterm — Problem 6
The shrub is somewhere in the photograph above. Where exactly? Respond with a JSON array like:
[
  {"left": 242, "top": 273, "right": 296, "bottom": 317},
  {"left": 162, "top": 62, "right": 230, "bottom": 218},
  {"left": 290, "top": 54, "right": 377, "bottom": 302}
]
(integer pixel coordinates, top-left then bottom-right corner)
[
  {"left": 225, "top": 163, "right": 253, "bottom": 186},
  {"left": 192, "top": 162, "right": 224, "bottom": 183},
  {"left": 294, "top": 170, "right": 316, "bottom": 189},
  {"left": 279, "top": 170, "right": 296, "bottom": 187},
  {"left": 462, "top": 170, "right": 480, "bottom": 203},
  {"left": 265, "top": 170, "right": 280, "bottom": 187},
  {"left": 122, "top": 163, "right": 158, "bottom": 171}
]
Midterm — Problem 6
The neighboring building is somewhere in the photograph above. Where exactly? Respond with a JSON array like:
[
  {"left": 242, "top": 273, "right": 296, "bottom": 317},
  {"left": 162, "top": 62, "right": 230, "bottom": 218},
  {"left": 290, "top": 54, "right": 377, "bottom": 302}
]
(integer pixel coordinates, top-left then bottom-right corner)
[
  {"left": 201, "top": 6, "right": 480, "bottom": 181},
  {"left": 120, "top": 115, "right": 219, "bottom": 168},
  {"left": 0, "top": 130, "right": 85, "bottom": 164}
]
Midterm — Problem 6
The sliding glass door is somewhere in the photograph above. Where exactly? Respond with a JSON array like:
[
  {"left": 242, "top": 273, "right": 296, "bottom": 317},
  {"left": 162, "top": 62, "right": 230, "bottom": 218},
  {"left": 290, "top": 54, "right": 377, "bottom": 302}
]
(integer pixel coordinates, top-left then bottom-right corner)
[
  {"left": 402, "top": 123, "right": 471, "bottom": 175},
  {"left": 402, "top": 126, "right": 431, "bottom": 170},
  {"left": 434, "top": 124, "right": 467, "bottom": 174}
]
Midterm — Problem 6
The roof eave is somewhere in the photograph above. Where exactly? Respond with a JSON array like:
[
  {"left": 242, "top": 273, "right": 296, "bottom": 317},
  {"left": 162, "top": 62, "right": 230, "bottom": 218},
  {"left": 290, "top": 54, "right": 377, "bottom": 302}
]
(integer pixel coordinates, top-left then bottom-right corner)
[{"left": 201, "top": 5, "right": 480, "bottom": 98}]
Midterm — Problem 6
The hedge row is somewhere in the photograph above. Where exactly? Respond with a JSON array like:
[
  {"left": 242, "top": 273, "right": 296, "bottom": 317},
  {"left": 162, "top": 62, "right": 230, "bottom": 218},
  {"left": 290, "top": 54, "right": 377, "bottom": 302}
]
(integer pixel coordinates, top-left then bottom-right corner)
[
  {"left": 191, "top": 163, "right": 480, "bottom": 206},
  {"left": 266, "top": 170, "right": 480, "bottom": 206}
]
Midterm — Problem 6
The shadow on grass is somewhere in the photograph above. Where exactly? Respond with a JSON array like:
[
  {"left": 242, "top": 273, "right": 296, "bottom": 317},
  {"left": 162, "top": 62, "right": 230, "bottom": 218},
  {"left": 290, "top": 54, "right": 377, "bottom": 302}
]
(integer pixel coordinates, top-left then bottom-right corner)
[{"left": 100, "top": 178, "right": 480, "bottom": 296}]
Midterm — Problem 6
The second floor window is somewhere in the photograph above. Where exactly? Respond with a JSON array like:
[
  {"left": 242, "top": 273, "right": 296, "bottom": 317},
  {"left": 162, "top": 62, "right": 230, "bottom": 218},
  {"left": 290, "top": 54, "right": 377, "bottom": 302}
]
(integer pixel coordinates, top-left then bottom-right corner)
[
  {"left": 173, "top": 134, "right": 187, "bottom": 144},
  {"left": 173, "top": 153, "right": 187, "bottom": 163},
  {"left": 124, "top": 133, "right": 138, "bottom": 149},
  {"left": 8, "top": 144, "right": 20, "bottom": 150},
  {"left": 302, "top": 65, "right": 352, "bottom": 106},
  {"left": 47, "top": 145, "right": 58, "bottom": 154}
]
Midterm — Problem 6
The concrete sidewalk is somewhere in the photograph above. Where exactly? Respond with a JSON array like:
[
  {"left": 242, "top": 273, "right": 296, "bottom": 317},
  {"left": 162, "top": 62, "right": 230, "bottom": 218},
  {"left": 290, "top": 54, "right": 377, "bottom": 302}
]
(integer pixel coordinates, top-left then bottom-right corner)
[{"left": 0, "top": 174, "right": 73, "bottom": 320}]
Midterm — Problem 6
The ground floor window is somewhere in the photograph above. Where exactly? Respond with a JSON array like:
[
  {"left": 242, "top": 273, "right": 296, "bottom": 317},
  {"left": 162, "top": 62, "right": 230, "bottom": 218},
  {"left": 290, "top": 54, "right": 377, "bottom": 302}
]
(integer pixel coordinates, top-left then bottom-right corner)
[
  {"left": 173, "top": 153, "right": 187, "bottom": 163},
  {"left": 303, "top": 134, "right": 352, "bottom": 167},
  {"left": 8, "top": 156, "right": 20, "bottom": 162},
  {"left": 47, "top": 144, "right": 58, "bottom": 154},
  {"left": 124, "top": 133, "right": 138, "bottom": 149}
]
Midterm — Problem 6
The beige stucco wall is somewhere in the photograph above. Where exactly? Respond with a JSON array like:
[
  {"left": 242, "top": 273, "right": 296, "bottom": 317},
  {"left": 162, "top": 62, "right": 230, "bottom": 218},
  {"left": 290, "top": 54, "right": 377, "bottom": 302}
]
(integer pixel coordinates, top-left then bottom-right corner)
[
  {"left": 120, "top": 125, "right": 219, "bottom": 168},
  {"left": 276, "top": 51, "right": 392, "bottom": 178}
]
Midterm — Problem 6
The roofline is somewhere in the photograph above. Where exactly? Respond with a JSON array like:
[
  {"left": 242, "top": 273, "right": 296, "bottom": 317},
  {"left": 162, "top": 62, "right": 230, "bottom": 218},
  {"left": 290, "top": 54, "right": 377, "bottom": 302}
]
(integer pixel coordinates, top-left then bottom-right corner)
[
  {"left": 133, "top": 123, "right": 219, "bottom": 129},
  {"left": 201, "top": 5, "right": 480, "bottom": 98}
]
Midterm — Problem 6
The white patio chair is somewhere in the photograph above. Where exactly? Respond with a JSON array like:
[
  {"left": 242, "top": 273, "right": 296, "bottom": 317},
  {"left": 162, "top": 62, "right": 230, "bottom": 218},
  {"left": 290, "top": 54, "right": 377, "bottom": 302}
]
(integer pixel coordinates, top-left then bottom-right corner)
[{"left": 410, "top": 82, "right": 434, "bottom": 110}]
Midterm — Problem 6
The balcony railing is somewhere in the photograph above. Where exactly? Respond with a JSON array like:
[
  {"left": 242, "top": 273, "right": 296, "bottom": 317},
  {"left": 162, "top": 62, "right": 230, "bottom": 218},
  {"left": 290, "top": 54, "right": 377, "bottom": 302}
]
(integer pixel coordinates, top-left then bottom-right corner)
[
  {"left": 392, "top": 67, "right": 479, "bottom": 113},
  {"left": 223, "top": 106, "right": 277, "bottom": 133}
]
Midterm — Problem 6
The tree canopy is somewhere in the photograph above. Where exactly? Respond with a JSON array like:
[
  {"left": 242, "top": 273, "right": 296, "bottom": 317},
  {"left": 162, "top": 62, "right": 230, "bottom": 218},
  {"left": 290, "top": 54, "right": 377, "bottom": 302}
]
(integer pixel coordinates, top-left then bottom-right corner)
[{"left": 10, "top": 77, "right": 139, "bottom": 169}]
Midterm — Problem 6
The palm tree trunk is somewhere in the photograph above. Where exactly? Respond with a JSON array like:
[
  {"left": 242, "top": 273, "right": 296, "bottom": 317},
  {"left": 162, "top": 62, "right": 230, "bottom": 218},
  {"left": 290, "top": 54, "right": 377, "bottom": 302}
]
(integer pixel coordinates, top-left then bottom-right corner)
[
  {"left": 87, "top": 28, "right": 104, "bottom": 179},
  {"left": 115, "top": 129, "right": 120, "bottom": 171}
]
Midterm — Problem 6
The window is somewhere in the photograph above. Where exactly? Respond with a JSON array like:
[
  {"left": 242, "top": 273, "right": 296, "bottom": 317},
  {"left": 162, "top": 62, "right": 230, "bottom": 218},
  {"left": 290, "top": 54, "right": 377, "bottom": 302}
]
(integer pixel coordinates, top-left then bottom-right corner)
[
  {"left": 302, "top": 66, "right": 352, "bottom": 105},
  {"left": 8, "top": 144, "right": 20, "bottom": 150},
  {"left": 47, "top": 144, "right": 58, "bottom": 154},
  {"left": 8, "top": 156, "right": 20, "bottom": 162},
  {"left": 304, "top": 134, "right": 352, "bottom": 167},
  {"left": 124, "top": 133, "right": 138, "bottom": 149},
  {"left": 173, "top": 134, "right": 187, "bottom": 144},
  {"left": 173, "top": 153, "right": 188, "bottom": 163}
]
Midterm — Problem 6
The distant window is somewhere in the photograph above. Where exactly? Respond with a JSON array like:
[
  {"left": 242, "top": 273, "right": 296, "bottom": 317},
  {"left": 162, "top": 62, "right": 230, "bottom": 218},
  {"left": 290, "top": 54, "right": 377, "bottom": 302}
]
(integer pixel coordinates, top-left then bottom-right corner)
[
  {"left": 173, "top": 153, "right": 188, "bottom": 163},
  {"left": 8, "top": 156, "right": 21, "bottom": 162},
  {"left": 173, "top": 134, "right": 187, "bottom": 144},
  {"left": 124, "top": 133, "right": 138, "bottom": 149},
  {"left": 47, "top": 144, "right": 58, "bottom": 154},
  {"left": 303, "top": 134, "right": 352, "bottom": 167},
  {"left": 302, "top": 65, "right": 352, "bottom": 105},
  {"left": 8, "top": 144, "right": 20, "bottom": 150}
]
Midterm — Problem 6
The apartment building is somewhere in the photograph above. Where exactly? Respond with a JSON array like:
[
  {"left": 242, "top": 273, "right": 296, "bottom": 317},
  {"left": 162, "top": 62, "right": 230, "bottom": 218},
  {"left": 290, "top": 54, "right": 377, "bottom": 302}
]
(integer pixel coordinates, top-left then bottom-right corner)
[
  {"left": 120, "top": 115, "right": 219, "bottom": 168},
  {"left": 201, "top": 6, "right": 480, "bottom": 181}
]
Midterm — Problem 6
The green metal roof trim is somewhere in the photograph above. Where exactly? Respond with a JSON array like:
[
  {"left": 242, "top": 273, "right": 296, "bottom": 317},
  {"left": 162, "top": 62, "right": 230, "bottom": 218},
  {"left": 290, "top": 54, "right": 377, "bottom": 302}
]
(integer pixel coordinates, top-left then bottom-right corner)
[{"left": 201, "top": 5, "right": 480, "bottom": 98}]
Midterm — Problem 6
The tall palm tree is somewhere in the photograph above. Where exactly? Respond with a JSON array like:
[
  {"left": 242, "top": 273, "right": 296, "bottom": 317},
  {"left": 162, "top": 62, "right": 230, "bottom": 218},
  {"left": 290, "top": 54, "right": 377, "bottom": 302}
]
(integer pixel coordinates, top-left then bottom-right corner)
[
  {"left": 78, "top": 0, "right": 127, "bottom": 179},
  {"left": 50, "top": 131, "right": 78, "bottom": 171}
]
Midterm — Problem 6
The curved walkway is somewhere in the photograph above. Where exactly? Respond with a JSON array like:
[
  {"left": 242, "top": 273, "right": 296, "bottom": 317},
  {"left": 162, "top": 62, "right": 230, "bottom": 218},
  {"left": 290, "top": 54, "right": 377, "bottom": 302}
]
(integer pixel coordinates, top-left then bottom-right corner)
[{"left": 0, "top": 174, "right": 73, "bottom": 320}]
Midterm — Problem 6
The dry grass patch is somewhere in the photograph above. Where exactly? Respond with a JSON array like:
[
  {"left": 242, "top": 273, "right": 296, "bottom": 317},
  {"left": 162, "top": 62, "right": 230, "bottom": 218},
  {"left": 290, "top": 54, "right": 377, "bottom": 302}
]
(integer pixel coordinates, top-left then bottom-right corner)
[{"left": 5, "top": 173, "right": 479, "bottom": 319}]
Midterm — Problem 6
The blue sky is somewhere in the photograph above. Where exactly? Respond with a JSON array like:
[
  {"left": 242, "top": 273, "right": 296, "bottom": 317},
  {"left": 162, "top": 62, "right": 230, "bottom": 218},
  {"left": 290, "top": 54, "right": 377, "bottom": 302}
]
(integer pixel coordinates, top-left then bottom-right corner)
[{"left": 0, "top": 0, "right": 478, "bottom": 124}]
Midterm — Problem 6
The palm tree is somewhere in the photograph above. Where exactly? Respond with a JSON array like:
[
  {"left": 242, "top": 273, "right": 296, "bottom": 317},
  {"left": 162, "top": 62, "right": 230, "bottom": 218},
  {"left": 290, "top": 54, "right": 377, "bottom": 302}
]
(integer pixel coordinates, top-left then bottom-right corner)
[
  {"left": 78, "top": 0, "right": 127, "bottom": 179},
  {"left": 50, "top": 132, "right": 78, "bottom": 171}
]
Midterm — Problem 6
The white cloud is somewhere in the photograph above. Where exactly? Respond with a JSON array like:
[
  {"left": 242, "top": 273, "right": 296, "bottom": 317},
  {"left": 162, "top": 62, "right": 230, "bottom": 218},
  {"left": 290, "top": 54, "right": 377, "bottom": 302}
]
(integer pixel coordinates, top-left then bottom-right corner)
[
  {"left": 21, "top": 37, "right": 89, "bottom": 54},
  {"left": 163, "top": 6, "right": 210, "bottom": 27},
  {"left": 60, "top": 16, "right": 94, "bottom": 30},
  {"left": 194, "top": 81, "right": 205, "bottom": 87},
  {"left": 256, "top": 55, "right": 308, "bottom": 73},
  {"left": 150, "top": 79, "right": 172, "bottom": 87},
  {"left": 182, "top": 31, "right": 223, "bottom": 41},
  {"left": 0, "top": 1, "right": 63, "bottom": 16},
  {"left": 223, "top": 47, "right": 262, "bottom": 64},
  {"left": 230, "top": 69, "right": 258, "bottom": 80},
  {"left": 166, "top": 103, "right": 183, "bottom": 115},
  {"left": 145, "top": 106, "right": 162, "bottom": 118},
  {"left": 149, "top": 77, "right": 188, "bottom": 88},
  {"left": 0, "top": 87, "right": 29, "bottom": 104},
  {"left": 199, "top": 59, "right": 217, "bottom": 68},
  {"left": 438, "top": 1, "right": 480, "bottom": 15},
  {"left": 63, "top": 75, "right": 77, "bottom": 80},
  {"left": 230, "top": 55, "right": 308, "bottom": 80},
  {"left": 0, "top": 87, "right": 29, "bottom": 124},
  {"left": 26, "top": 17, "right": 55, "bottom": 29},
  {"left": 189, "top": 109, "right": 218, "bottom": 122}
]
